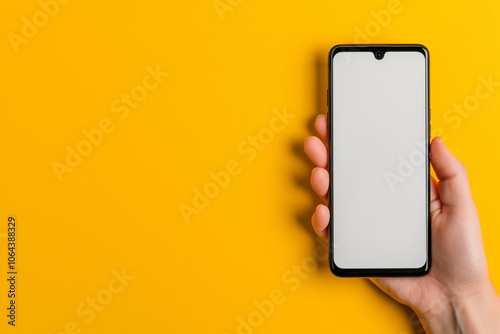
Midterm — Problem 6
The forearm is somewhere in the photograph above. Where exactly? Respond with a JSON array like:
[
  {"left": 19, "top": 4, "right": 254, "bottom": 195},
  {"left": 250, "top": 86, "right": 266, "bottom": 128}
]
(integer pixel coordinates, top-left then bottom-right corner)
[{"left": 418, "top": 280, "right": 500, "bottom": 333}]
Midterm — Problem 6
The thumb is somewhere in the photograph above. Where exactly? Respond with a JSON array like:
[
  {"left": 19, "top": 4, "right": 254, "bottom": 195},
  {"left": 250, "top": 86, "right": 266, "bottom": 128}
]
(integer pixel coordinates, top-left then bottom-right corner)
[{"left": 430, "top": 136, "right": 473, "bottom": 208}]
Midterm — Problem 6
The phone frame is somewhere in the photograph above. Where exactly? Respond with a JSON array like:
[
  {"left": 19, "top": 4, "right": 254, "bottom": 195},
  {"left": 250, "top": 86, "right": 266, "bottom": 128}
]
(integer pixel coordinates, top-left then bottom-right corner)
[{"left": 327, "top": 44, "right": 431, "bottom": 277}]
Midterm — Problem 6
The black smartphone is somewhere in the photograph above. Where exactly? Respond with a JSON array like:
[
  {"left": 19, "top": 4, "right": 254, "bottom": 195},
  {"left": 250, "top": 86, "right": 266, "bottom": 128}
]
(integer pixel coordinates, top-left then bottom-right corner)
[{"left": 327, "top": 44, "right": 430, "bottom": 277}]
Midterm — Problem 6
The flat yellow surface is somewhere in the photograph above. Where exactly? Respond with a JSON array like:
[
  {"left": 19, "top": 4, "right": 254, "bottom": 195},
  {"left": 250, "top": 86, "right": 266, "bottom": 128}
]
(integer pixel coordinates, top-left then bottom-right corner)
[{"left": 0, "top": 1, "right": 499, "bottom": 333}]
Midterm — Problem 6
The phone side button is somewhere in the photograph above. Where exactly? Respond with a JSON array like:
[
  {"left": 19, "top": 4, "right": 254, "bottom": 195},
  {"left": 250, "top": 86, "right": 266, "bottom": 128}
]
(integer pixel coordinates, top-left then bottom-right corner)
[{"left": 327, "top": 89, "right": 329, "bottom": 106}]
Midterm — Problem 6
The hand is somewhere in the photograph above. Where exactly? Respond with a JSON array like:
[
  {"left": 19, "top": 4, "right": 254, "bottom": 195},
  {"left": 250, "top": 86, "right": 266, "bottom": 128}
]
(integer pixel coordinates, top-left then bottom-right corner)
[{"left": 304, "top": 114, "right": 500, "bottom": 333}]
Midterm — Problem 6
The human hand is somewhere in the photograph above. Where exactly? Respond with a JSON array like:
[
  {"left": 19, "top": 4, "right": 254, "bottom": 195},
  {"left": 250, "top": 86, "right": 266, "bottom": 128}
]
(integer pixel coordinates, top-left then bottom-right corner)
[{"left": 304, "top": 114, "right": 500, "bottom": 333}]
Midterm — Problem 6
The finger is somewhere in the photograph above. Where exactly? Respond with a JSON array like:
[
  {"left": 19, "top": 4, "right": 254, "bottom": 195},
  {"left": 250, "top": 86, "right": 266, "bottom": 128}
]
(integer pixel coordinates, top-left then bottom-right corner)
[
  {"left": 430, "top": 176, "right": 442, "bottom": 219},
  {"left": 304, "top": 136, "right": 328, "bottom": 168},
  {"left": 314, "top": 114, "right": 328, "bottom": 144},
  {"left": 311, "top": 167, "right": 329, "bottom": 202},
  {"left": 430, "top": 137, "right": 473, "bottom": 208},
  {"left": 312, "top": 204, "right": 330, "bottom": 242}
]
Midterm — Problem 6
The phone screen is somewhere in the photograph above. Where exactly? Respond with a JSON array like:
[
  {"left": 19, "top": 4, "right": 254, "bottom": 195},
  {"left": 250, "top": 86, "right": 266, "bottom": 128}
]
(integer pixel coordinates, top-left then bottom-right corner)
[{"left": 330, "top": 46, "right": 429, "bottom": 273}]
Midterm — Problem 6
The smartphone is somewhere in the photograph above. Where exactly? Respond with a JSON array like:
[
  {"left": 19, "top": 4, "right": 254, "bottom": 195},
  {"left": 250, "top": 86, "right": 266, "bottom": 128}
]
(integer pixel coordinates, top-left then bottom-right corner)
[{"left": 327, "top": 44, "right": 430, "bottom": 277}]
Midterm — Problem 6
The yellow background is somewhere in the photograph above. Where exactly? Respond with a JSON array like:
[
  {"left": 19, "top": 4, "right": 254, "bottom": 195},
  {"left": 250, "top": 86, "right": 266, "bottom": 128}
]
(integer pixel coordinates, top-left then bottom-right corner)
[{"left": 0, "top": 0, "right": 499, "bottom": 333}]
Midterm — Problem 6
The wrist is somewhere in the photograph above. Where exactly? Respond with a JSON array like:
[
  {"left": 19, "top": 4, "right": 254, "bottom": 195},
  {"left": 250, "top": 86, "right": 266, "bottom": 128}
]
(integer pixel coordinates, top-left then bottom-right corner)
[
  {"left": 452, "top": 280, "right": 500, "bottom": 333},
  {"left": 415, "top": 289, "right": 457, "bottom": 334},
  {"left": 417, "top": 279, "right": 500, "bottom": 333}
]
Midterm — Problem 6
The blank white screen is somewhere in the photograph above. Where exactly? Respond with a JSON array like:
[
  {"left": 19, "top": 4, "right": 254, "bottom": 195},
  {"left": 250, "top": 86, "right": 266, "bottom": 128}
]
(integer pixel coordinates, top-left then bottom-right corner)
[{"left": 332, "top": 51, "right": 427, "bottom": 269}]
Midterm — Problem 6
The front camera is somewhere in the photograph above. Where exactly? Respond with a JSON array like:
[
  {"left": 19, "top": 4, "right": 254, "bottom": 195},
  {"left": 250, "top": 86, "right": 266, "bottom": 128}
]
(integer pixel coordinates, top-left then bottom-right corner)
[{"left": 374, "top": 51, "right": 384, "bottom": 60}]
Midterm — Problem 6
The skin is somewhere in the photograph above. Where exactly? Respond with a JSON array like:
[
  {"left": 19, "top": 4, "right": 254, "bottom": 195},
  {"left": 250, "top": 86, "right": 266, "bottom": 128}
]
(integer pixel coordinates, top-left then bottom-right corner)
[{"left": 304, "top": 114, "right": 500, "bottom": 333}]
